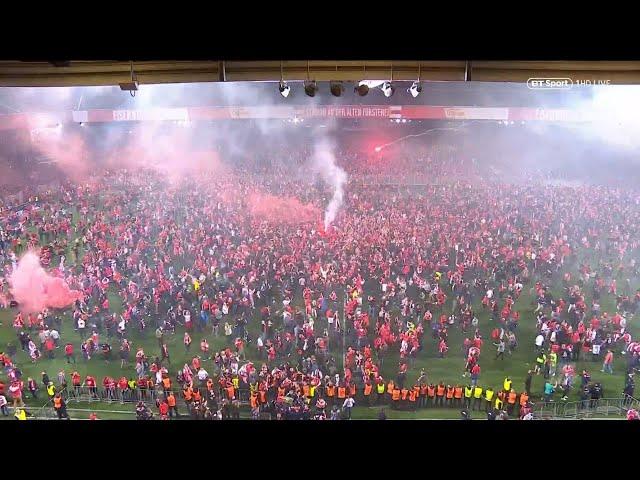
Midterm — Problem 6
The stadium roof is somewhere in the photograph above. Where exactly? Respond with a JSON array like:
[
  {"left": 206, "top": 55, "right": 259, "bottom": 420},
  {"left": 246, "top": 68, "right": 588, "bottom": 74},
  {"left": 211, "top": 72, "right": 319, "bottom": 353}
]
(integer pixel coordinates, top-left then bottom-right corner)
[{"left": 0, "top": 61, "right": 640, "bottom": 87}]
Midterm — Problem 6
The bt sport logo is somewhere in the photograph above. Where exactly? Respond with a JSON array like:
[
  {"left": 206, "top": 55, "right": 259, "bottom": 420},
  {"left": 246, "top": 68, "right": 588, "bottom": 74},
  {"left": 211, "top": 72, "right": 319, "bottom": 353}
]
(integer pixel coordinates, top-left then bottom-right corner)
[{"left": 527, "top": 78, "right": 612, "bottom": 90}]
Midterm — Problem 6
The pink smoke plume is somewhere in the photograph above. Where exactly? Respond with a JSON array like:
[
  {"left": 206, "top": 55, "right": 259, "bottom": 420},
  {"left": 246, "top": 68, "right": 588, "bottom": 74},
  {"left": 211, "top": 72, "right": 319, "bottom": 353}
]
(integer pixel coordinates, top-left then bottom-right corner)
[
  {"left": 30, "top": 128, "right": 92, "bottom": 180},
  {"left": 247, "top": 192, "right": 320, "bottom": 225},
  {"left": 8, "top": 251, "right": 84, "bottom": 313},
  {"left": 104, "top": 126, "right": 227, "bottom": 182}
]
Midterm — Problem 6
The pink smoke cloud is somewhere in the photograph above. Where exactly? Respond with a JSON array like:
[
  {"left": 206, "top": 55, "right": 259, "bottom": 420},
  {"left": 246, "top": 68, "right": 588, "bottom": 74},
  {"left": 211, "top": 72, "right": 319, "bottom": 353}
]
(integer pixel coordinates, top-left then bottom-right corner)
[
  {"left": 8, "top": 251, "right": 84, "bottom": 313},
  {"left": 247, "top": 192, "right": 320, "bottom": 225},
  {"left": 30, "top": 128, "right": 92, "bottom": 180},
  {"left": 103, "top": 127, "right": 227, "bottom": 182}
]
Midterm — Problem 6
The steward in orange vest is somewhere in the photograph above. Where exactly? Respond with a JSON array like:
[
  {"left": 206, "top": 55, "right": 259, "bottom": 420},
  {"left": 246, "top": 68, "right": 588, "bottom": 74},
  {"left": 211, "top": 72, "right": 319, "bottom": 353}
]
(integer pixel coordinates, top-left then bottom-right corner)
[
  {"left": 337, "top": 386, "right": 347, "bottom": 399},
  {"left": 400, "top": 388, "right": 409, "bottom": 410},
  {"left": 326, "top": 384, "right": 336, "bottom": 406},
  {"left": 507, "top": 389, "right": 518, "bottom": 416},
  {"left": 454, "top": 385, "right": 463, "bottom": 407},
  {"left": 445, "top": 385, "right": 455, "bottom": 406},
  {"left": 419, "top": 384, "right": 428, "bottom": 408},
  {"left": 412, "top": 385, "right": 421, "bottom": 408},
  {"left": 427, "top": 384, "right": 436, "bottom": 407},
  {"left": 363, "top": 382, "right": 373, "bottom": 406},
  {"left": 349, "top": 383, "right": 356, "bottom": 398},
  {"left": 408, "top": 388, "right": 417, "bottom": 410},
  {"left": 436, "top": 382, "right": 446, "bottom": 408},
  {"left": 167, "top": 392, "right": 179, "bottom": 418},
  {"left": 391, "top": 387, "right": 401, "bottom": 409},
  {"left": 387, "top": 380, "right": 395, "bottom": 400}
]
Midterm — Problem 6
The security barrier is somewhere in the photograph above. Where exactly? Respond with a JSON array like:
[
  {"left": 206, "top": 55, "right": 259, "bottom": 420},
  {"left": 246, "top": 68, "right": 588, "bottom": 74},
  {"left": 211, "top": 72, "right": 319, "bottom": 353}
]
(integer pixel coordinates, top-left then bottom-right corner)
[{"left": 532, "top": 396, "right": 640, "bottom": 419}]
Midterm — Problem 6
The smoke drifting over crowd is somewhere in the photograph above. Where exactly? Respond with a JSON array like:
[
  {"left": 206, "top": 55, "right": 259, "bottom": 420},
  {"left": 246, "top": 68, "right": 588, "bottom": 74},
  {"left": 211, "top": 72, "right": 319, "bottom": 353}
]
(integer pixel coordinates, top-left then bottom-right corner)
[
  {"left": 309, "top": 138, "right": 348, "bottom": 229},
  {"left": 4, "top": 80, "right": 640, "bottom": 421},
  {"left": 9, "top": 251, "right": 83, "bottom": 313},
  {"left": 3, "top": 82, "right": 640, "bottom": 201}
]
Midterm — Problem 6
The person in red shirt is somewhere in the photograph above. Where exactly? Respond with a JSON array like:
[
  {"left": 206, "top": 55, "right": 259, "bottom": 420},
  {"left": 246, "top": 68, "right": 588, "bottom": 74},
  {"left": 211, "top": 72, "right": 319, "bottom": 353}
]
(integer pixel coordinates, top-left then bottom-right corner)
[
  {"left": 434, "top": 336, "right": 447, "bottom": 358},
  {"left": 89, "top": 412, "right": 98, "bottom": 420},
  {"left": 85, "top": 375, "right": 98, "bottom": 399},
  {"left": 470, "top": 363, "right": 481, "bottom": 387},
  {"left": 45, "top": 338, "right": 55, "bottom": 360},
  {"left": 158, "top": 400, "right": 169, "bottom": 420},
  {"left": 64, "top": 343, "right": 76, "bottom": 364}
]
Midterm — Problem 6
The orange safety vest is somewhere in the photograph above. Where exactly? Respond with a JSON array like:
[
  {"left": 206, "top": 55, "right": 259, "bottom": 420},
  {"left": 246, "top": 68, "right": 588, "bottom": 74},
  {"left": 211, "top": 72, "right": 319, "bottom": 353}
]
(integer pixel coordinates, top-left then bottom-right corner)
[
  {"left": 303, "top": 385, "right": 310, "bottom": 397},
  {"left": 167, "top": 395, "right": 176, "bottom": 407},
  {"left": 226, "top": 385, "right": 235, "bottom": 400},
  {"left": 401, "top": 389, "right": 409, "bottom": 400},
  {"left": 427, "top": 385, "right": 436, "bottom": 397},
  {"left": 258, "top": 390, "right": 267, "bottom": 403},
  {"left": 436, "top": 385, "right": 445, "bottom": 396},
  {"left": 392, "top": 388, "right": 401, "bottom": 401},
  {"left": 278, "top": 387, "right": 286, "bottom": 397},
  {"left": 409, "top": 390, "right": 417, "bottom": 402},
  {"left": 162, "top": 377, "right": 171, "bottom": 389},
  {"left": 193, "top": 390, "right": 202, "bottom": 402},
  {"left": 446, "top": 387, "right": 454, "bottom": 399},
  {"left": 326, "top": 385, "right": 336, "bottom": 397},
  {"left": 364, "top": 384, "right": 373, "bottom": 396},
  {"left": 420, "top": 384, "right": 428, "bottom": 396},
  {"left": 250, "top": 393, "right": 258, "bottom": 408},
  {"left": 183, "top": 388, "right": 193, "bottom": 401},
  {"left": 454, "top": 387, "right": 463, "bottom": 398},
  {"left": 508, "top": 392, "right": 517, "bottom": 404},
  {"left": 412, "top": 385, "right": 420, "bottom": 397},
  {"left": 387, "top": 381, "right": 395, "bottom": 395},
  {"left": 519, "top": 393, "right": 529, "bottom": 407},
  {"left": 54, "top": 397, "right": 62, "bottom": 409},
  {"left": 349, "top": 384, "right": 356, "bottom": 397},
  {"left": 337, "top": 387, "right": 347, "bottom": 399}
]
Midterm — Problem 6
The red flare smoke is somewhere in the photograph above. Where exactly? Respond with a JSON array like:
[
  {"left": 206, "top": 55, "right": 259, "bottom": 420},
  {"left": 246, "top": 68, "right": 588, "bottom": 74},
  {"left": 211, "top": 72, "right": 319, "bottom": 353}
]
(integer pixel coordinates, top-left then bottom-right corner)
[
  {"left": 8, "top": 251, "right": 84, "bottom": 313},
  {"left": 247, "top": 192, "right": 320, "bottom": 225}
]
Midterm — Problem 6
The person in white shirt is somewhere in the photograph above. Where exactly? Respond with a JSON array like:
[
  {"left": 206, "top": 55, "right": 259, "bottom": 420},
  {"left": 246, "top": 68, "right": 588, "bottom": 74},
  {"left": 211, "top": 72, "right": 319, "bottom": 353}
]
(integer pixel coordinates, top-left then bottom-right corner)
[
  {"left": 50, "top": 329, "right": 60, "bottom": 347},
  {"left": 535, "top": 334, "right": 544, "bottom": 351},
  {"left": 197, "top": 367, "right": 208, "bottom": 382},
  {"left": 0, "top": 394, "right": 8, "bottom": 416},
  {"left": 342, "top": 396, "right": 355, "bottom": 420}
]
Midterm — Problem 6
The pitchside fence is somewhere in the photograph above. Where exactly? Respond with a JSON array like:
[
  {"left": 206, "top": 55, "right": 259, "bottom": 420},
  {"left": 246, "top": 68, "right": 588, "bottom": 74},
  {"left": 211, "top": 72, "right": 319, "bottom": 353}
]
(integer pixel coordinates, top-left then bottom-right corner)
[
  {"left": 60, "top": 386, "right": 251, "bottom": 405},
  {"left": 532, "top": 396, "right": 640, "bottom": 419}
]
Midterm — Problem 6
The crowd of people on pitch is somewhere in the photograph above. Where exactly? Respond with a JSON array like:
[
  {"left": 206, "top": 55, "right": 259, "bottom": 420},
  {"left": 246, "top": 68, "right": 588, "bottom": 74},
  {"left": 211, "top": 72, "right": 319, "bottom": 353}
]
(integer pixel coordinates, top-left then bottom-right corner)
[{"left": 1, "top": 143, "right": 640, "bottom": 421}]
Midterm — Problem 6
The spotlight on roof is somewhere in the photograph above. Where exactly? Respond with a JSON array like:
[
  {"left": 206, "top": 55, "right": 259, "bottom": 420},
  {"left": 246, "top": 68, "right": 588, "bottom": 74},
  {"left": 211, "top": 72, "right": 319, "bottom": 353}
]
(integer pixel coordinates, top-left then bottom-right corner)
[
  {"left": 330, "top": 81, "right": 344, "bottom": 97},
  {"left": 355, "top": 83, "right": 369, "bottom": 96},
  {"left": 408, "top": 81, "right": 422, "bottom": 98},
  {"left": 381, "top": 81, "right": 395, "bottom": 98},
  {"left": 279, "top": 81, "right": 291, "bottom": 98},
  {"left": 374, "top": 146, "right": 382, "bottom": 153},
  {"left": 304, "top": 80, "right": 318, "bottom": 97}
]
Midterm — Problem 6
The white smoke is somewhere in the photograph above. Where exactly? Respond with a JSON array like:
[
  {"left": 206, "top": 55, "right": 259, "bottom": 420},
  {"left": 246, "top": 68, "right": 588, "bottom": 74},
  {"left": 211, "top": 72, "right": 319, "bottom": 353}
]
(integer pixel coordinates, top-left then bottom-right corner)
[
  {"left": 571, "top": 85, "right": 640, "bottom": 151},
  {"left": 311, "top": 138, "right": 347, "bottom": 230}
]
